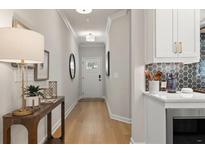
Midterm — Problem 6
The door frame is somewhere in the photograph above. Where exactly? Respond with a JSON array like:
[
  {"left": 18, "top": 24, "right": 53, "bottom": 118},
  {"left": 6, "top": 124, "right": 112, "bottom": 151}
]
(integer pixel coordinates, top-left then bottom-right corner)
[{"left": 81, "top": 56, "right": 103, "bottom": 98}]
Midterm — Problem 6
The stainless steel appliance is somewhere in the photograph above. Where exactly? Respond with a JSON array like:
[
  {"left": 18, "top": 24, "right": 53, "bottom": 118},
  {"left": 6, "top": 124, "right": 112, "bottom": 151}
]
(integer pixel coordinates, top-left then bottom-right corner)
[{"left": 166, "top": 108, "right": 205, "bottom": 144}]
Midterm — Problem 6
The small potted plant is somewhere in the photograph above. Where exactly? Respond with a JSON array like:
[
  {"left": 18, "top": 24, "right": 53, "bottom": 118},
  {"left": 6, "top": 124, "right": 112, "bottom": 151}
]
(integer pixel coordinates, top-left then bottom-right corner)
[{"left": 25, "top": 85, "right": 43, "bottom": 107}]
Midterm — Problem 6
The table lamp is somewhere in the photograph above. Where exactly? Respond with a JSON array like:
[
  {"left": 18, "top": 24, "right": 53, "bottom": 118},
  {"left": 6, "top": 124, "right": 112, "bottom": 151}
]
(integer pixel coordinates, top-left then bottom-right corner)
[{"left": 0, "top": 28, "right": 44, "bottom": 116}]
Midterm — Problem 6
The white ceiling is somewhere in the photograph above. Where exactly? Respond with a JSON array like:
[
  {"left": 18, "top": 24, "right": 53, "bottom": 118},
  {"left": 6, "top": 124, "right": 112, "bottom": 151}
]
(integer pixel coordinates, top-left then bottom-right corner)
[{"left": 62, "top": 9, "right": 120, "bottom": 45}]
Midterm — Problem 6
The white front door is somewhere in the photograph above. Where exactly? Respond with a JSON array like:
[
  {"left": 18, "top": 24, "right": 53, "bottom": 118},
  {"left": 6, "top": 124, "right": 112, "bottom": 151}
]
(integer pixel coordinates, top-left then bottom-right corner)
[{"left": 82, "top": 57, "right": 103, "bottom": 98}]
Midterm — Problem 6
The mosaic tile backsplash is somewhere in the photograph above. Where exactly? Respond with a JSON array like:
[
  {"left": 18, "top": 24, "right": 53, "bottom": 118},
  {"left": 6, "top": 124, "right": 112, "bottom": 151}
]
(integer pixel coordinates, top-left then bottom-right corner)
[{"left": 145, "top": 63, "right": 205, "bottom": 91}]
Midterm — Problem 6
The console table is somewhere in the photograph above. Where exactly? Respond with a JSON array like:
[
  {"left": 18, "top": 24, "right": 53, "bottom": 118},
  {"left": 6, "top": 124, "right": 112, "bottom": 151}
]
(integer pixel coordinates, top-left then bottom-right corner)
[{"left": 3, "top": 96, "right": 65, "bottom": 144}]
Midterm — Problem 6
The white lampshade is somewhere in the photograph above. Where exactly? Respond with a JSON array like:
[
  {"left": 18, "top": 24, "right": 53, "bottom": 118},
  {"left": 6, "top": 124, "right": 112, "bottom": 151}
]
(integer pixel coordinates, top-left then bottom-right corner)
[{"left": 0, "top": 28, "right": 44, "bottom": 63}]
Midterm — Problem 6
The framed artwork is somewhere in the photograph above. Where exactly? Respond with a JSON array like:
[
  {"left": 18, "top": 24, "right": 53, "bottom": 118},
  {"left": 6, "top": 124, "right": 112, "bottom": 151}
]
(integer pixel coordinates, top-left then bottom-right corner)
[
  {"left": 69, "top": 53, "right": 76, "bottom": 79},
  {"left": 106, "top": 51, "right": 110, "bottom": 76},
  {"left": 34, "top": 50, "right": 50, "bottom": 81}
]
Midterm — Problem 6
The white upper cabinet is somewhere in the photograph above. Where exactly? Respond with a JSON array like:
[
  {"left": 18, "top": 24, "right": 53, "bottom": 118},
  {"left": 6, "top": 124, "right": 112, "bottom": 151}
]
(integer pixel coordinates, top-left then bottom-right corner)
[
  {"left": 144, "top": 9, "right": 200, "bottom": 64},
  {"left": 155, "top": 9, "right": 176, "bottom": 58},
  {"left": 177, "top": 9, "right": 200, "bottom": 58}
]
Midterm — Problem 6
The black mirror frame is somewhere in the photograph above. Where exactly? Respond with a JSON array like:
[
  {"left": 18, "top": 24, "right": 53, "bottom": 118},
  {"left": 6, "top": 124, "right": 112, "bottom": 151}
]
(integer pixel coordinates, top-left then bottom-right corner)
[{"left": 69, "top": 53, "right": 76, "bottom": 79}]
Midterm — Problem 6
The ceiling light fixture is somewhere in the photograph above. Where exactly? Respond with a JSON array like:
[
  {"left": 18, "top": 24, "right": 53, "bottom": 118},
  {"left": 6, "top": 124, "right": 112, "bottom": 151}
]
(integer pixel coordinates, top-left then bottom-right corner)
[
  {"left": 76, "top": 9, "right": 92, "bottom": 14},
  {"left": 86, "top": 33, "right": 95, "bottom": 42}
]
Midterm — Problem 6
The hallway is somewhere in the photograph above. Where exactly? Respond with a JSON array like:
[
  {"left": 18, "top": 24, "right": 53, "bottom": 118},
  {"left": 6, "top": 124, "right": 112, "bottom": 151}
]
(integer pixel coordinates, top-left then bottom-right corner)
[{"left": 54, "top": 100, "right": 131, "bottom": 144}]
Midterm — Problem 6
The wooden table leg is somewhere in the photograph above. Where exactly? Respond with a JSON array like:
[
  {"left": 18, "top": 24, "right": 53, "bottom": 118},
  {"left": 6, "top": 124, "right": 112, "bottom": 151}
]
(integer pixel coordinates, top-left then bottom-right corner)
[
  {"left": 3, "top": 120, "right": 11, "bottom": 144},
  {"left": 27, "top": 124, "right": 38, "bottom": 144},
  {"left": 47, "top": 112, "right": 52, "bottom": 140},
  {"left": 60, "top": 101, "right": 65, "bottom": 141}
]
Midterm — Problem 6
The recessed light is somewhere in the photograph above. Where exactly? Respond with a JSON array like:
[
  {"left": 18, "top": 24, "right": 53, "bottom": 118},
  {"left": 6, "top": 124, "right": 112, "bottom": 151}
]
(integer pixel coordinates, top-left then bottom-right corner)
[
  {"left": 76, "top": 9, "right": 92, "bottom": 14},
  {"left": 86, "top": 33, "right": 95, "bottom": 42}
]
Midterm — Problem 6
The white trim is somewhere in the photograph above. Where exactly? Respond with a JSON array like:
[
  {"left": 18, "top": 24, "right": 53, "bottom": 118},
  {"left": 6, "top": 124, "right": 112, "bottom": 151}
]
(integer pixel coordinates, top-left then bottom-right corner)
[
  {"left": 130, "top": 137, "right": 135, "bottom": 144},
  {"left": 105, "top": 10, "right": 128, "bottom": 34},
  {"left": 78, "top": 95, "right": 84, "bottom": 100},
  {"left": 104, "top": 97, "right": 131, "bottom": 124},
  {"left": 130, "top": 137, "right": 146, "bottom": 144},
  {"left": 105, "top": 17, "right": 112, "bottom": 34},
  {"left": 39, "top": 99, "right": 78, "bottom": 144},
  {"left": 13, "top": 13, "right": 33, "bottom": 29},
  {"left": 56, "top": 10, "right": 78, "bottom": 43},
  {"left": 110, "top": 10, "right": 128, "bottom": 21}
]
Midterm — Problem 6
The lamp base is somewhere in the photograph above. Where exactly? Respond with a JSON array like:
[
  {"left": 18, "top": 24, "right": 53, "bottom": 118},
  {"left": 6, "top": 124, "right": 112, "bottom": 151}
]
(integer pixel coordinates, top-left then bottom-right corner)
[{"left": 13, "top": 108, "right": 33, "bottom": 116}]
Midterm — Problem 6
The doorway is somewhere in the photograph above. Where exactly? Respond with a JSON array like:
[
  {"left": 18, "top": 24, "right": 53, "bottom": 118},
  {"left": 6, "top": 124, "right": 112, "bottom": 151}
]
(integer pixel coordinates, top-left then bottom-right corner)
[{"left": 81, "top": 57, "right": 103, "bottom": 98}]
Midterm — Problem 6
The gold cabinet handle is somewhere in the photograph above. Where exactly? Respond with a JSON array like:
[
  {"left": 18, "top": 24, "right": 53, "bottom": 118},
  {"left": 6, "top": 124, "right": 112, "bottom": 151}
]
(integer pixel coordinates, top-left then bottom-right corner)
[
  {"left": 174, "top": 42, "right": 179, "bottom": 53},
  {"left": 179, "top": 42, "right": 182, "bottom": 53}
]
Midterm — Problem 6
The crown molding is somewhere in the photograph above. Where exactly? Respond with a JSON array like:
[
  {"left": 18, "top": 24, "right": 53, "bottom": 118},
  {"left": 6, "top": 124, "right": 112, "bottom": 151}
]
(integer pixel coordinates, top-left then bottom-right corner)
[
  {"left": 13, "top": 12, "right": 33, "bottom": 29},
  {"left": 110, "top": 9, "right": 128, "bottom": 21},
  {"left": 56, "top": 10, "right": 79, "bottom": 43},
  {"left": 105, "top": 9, "right": 128, "bottom": 34},
  {"left": 105, "top": 17, "right": 112, "bottom": 34}
]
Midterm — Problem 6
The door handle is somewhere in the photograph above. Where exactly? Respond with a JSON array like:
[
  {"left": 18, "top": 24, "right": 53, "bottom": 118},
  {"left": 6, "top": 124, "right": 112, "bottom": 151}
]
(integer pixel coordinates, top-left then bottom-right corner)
[{"left": 99, "top": 75, "right": 101, "bottom": 81}]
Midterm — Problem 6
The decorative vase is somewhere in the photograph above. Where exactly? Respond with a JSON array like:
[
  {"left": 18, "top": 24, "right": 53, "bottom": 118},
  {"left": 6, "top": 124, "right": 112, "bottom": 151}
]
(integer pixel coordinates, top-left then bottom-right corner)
[
  {"left": 42, "top": 88, "right": 52, "bottom": 99},
  {"left": 26, "top": 96, "right": 39, "bottom": 107},
  {"left": 149, "top": 81, "right": 160, "bottom": 94},
  {"left": 49, "top": 81, "right": 57, "bottom": 98},
  {"left": 167, "top": 78, "right": 177, "bottom": 93}
]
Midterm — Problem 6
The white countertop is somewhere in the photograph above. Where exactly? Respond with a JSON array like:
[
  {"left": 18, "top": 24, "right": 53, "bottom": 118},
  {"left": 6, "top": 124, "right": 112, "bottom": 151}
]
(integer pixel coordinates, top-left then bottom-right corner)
[{"left": 143, "top": 91, "right": 205, "bottom": 103}]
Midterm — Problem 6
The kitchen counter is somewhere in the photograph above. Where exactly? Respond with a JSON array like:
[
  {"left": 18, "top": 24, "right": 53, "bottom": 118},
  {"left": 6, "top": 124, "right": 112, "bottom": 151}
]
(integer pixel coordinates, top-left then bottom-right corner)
[
  {"left": 143, "top": 91, "right": 205, "bottom": 108},
  {"left": 144, "top": 91, "right": 205, "bottom": 144}
]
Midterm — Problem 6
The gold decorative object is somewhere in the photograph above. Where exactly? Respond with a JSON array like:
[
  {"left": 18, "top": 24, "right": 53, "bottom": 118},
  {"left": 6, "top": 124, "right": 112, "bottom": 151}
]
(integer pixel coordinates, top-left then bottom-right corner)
[
  {"left": 13, "top": 61, "right": 33, "bottom": 116},
  {"left": 13, "top": 108, "right": 33, "bottom": 116},
  {"left": 49, "top": 81, "right": 57, "bottom": 98}
]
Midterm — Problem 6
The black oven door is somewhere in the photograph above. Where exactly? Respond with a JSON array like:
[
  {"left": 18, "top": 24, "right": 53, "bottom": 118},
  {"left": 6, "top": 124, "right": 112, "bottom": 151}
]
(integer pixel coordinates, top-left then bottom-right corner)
[{"left": 166, "top": 109, "right": 205, "bottom": 144}]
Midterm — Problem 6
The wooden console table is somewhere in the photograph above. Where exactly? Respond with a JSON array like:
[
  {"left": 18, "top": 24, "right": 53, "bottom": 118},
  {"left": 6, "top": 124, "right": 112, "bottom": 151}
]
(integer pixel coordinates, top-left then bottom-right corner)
[{"left": 3, "top": 96, "right": 65, "bottom": 144}]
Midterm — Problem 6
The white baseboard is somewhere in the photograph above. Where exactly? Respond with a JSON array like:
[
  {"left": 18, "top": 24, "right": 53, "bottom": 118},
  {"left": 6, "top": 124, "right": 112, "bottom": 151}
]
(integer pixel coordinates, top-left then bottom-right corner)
[
  {"left": 130, "top": 137, "right": 135, "bottom": 144},
  {"left": 130, "top": 137, "right": 146, "bottom": 144},
  {"left": 104, "top": 97, "right": 131, "bottom": 124},
  {"left": 78, "top": 95, "right": 84, "bottom": 100},
  {"left": 39, "top": 99, "right": 78, "bottom": 144}
]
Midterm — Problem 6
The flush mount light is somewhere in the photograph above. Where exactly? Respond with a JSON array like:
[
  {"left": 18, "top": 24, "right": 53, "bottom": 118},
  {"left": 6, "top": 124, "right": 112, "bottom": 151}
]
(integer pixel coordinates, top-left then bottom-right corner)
[
  {"left": 86, "top": 33, "right": 95, "bottom": 42},
  {"left": 76, "top": 9, "right": 92, "bottom": 14}
]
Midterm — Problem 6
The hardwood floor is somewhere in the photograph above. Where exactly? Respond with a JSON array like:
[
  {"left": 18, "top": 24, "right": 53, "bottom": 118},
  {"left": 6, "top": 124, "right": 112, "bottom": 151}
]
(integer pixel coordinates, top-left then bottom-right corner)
[{"left": 53, "top": 100, "right": 131, "bottom": 144}]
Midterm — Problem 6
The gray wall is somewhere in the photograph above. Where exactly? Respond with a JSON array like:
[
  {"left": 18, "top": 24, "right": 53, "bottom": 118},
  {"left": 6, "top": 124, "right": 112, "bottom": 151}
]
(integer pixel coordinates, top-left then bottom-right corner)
[
  {"left": 105, "top": 11, "right": 131, "bottom": 120},
  {"left": 79, "top": 44, "right": 106, "bottom": 97},
  {"left": 0, "top": 10, "right": 79, "bottom": 143},
  {"left": 131, "top": 9, "right": 145, "bottom": 143}
]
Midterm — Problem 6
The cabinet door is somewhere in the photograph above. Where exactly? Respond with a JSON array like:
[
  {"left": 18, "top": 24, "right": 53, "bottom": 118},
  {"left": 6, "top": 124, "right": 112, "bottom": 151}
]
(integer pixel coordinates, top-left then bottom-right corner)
[
  {"left": 177, "top": 9, "right": 200, "bottom": 58},
  {"left": 155, "top": 9, "right": 177, "bottom": 58}
]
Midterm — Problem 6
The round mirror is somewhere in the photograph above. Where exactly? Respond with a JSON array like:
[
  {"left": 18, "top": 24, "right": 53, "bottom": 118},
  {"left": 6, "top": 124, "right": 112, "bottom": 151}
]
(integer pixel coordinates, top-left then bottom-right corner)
[
  {"left": 69, "top": 53, "right": 76, "bottom": 79},
  {"left": 106, "top": 51, "right": 110, "bottom": 76}
]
